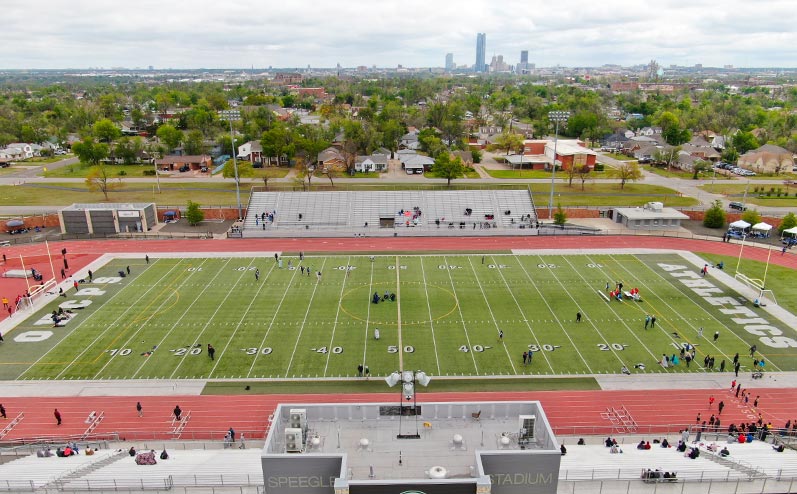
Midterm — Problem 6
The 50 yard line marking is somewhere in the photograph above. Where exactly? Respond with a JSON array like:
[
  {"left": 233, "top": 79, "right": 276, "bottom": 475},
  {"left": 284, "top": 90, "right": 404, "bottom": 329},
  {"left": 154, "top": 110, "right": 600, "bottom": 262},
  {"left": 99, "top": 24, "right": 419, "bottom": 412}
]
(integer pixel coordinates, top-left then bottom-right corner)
[
  {"left": 419, "top": 257, "right": 441, "bottom": 375},
  {"left": 395, "top": 255, "right": 404, "bottom": 371}
]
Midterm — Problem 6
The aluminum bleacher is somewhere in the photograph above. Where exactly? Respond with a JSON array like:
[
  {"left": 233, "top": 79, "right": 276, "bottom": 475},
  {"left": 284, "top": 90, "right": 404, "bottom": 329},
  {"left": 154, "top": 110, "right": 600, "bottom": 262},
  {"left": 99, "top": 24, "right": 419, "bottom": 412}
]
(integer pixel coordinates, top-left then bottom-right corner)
[
  {"left": 57, "top": 449, "right": 263, "bottom": 490},
  {"left": 241, "top": 190, "right": 537, "bottom": 237},
  {"left": 0, "top": 449, "right": 118, "bottom": 490}
]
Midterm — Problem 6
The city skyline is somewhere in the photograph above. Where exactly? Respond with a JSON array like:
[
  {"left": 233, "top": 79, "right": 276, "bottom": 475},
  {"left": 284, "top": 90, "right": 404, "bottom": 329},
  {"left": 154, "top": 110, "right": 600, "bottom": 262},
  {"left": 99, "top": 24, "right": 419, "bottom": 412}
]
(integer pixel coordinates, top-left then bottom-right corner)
[{"left": 2, "top": 0, "right": 797, "bottom": 70}]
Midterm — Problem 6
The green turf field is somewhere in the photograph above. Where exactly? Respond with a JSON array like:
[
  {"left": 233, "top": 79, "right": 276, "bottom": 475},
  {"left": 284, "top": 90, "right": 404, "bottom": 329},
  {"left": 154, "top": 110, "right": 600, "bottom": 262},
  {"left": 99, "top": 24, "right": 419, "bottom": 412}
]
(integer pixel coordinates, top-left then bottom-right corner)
[{"left": 2, "top": 253, "right": 795, "bottom": 380}]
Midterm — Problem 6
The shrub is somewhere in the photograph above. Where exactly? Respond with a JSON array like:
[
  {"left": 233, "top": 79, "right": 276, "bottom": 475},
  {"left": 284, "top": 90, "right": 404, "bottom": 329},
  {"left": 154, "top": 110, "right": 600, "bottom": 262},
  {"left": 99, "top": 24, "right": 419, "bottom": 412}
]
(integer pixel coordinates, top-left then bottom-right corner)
[
  {"left": 703, "top": 200, "right": 726, "bottom": 228},
  {"left": 118, "top": 170, "right": 127, "bottom": 176},
  {"left": 143, "top": 170, "right": 156, "bottom": 176},
  {"left": 594, "top": 163, "right": 605, "bottom": 172}
]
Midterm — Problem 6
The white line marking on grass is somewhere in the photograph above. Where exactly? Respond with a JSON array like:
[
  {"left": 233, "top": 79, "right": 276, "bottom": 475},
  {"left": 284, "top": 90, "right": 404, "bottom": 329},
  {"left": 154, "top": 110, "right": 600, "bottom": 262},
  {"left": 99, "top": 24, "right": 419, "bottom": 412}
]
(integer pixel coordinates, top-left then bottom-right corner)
[
  {"left": 100, "top": 259, "right": 221, "bottom": 379},
  {"left": 110, "top": 258, "right": 224, "bottom": 379},
  {"left": 45, "top": 259, "right": 188, "bottom": 380},
  {"left": 465, "top": 256, "right": 517, "bottom": 374},
  {"left": 562, "top": 255, "right": 658, "bottom": 365},
  {"left": 247, "top": 265, "right": 302, "bottom": 378},
  {"left": 442, "top": 256, "right": 480, "bottom": 375},
  {"left": 324, "top": 256, "right": 351, "bottom": 377},
  {"left": 165, "top": 258, "right": 251, "bottom": 379},
  {"left": 283, "top": 258, "right": 328, "bottom": 378},
  {"left": 419, "top": 257, "right": 441, "bottom": 375},
  {"left": 514, "top": 256, "right": 592, "bottom": 373},
  {"left": 625, "top": 254, "right": 783, "bottom": 372},
  {"left": 489, "top": 255, "right": 554, "bottom": 373},
  {"left": 395, "top": 256, "right": 405, "bottom": 371},
  {"left": 209, "top": 261, "right": 276, "bottom": 376}
]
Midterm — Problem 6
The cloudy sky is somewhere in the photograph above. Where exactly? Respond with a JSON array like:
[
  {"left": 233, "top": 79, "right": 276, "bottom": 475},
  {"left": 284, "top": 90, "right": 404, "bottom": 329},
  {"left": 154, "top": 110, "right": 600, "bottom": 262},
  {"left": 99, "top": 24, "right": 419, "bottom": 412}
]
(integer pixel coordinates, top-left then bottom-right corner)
[{"left": 2, "top": 0, "right": 796, "bottom": 69}]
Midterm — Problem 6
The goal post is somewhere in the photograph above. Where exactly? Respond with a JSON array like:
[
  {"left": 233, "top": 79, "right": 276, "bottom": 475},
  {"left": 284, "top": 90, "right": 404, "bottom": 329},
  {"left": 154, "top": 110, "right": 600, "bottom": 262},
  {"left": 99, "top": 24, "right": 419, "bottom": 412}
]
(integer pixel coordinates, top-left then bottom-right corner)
[{"left": 735, "top": 272, "right": 777, "bottom": 305}]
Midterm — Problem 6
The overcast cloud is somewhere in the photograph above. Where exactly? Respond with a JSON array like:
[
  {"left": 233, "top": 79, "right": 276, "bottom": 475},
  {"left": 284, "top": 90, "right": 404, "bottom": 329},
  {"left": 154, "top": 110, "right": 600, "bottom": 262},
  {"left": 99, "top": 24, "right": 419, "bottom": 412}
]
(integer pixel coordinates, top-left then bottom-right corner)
[{"left": 2, "top": 0, "right": 796, "bottom": 69}]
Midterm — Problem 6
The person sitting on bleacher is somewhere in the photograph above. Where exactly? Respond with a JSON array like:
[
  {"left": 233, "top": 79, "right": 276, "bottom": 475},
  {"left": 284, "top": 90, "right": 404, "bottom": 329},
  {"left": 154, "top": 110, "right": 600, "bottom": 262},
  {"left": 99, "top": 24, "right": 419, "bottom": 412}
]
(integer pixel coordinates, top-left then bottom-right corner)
[
  {"left": 773, "top": 444, "right": 785, "bottom": 453},
  {"left": 637, "top": 440, "right": 646, "bottom": 450},
  {"left": 720, "top": 446, "right": 730, "bottom": 457},
  {"left": 660, "top": 438, "right": 670, "bottom": 448}
]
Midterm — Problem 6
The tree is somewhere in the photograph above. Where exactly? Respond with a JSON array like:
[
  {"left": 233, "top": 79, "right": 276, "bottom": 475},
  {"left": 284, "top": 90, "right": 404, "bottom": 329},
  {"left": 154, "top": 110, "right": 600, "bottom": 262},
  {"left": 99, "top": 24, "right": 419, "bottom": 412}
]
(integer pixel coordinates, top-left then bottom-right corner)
[
  {"left": 322, "top": 167, "right": 340, "bottom": 186},
  {"left": 92, "top": 118, "right": 121, "bottom": 143},
  {"left": 741, "top": 209, "right": 762, "bottom": 226},
  {"left": 222, "top": 159, "right": 254, "bottom": 182},
  {"left": 553, "top": 204, "right": 567, "bottom": 226},
  {"left": 703, "top": 200, "right": 726, "bottom": 228},
  {"left": 692, "top": 160, "right": 711, "bottom": 180},
  {"left": 778, "top": 212, "right": 797, "bottom": 234},
  {"left": 488, "top": 132, "right": 524, "bottom": 156},
  {"left": 183, "top": 130, "right": 205, "bottom": 155},
  {"left": 431, "top": 153, "right": 466, "bottom": 187},
  {"left": 85, "top": 164, "right": 121, "bottom": 201},
  {"left": 652, "top": 146, "right": 681, "bottom": 168},
  {"left": 156, "top": 124, "right": 183, "bottom": 152},
  {"left": 186, "top": 200, "right": 204, "bottom": 226},
  {"left": 73, "top": 138, "right": 109, "bottom": 167},
  {"left": 261, "top": 123, "right": 296, "bottom": 166},
  {"left": 114, "top": 137, "right": 143, "bottom": 165},
  {"left": 609, "top": 161, "right": 643, "bottom": 189},
  {"left": 576, "top": 165, "right": 591, "bottom": 191},
  {"left": 731, "top": 131, "right": 759, "bottom": 155},
  {"left": 261, "top": 167, "right": 283, "bottom": 190}
]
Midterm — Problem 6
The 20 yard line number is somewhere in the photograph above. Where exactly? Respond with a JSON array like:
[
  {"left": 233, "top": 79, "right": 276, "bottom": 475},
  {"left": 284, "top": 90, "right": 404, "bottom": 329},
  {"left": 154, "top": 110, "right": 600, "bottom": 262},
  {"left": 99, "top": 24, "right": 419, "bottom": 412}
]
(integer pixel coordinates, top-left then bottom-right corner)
[{"left": 597, "top": 343, "right": 628, "bottom": 351}]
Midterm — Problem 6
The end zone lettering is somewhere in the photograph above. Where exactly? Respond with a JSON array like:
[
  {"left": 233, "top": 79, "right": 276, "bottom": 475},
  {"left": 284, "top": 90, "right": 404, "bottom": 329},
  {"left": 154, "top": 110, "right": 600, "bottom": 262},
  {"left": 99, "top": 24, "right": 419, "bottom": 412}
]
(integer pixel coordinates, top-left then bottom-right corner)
[
  {"left": 658, "top": 264, "right": 797, "bottom": 348},
  {"left": 267, "top": 476, "right": 335, "bottom": 488}
]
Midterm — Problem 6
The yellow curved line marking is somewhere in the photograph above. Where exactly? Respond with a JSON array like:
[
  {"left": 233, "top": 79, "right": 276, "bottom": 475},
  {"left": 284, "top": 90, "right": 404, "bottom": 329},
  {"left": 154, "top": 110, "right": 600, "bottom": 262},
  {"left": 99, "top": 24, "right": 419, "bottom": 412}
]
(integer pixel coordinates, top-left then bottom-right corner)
[{"left": 339, "top": 281, "right": 458, "bottom": 326}]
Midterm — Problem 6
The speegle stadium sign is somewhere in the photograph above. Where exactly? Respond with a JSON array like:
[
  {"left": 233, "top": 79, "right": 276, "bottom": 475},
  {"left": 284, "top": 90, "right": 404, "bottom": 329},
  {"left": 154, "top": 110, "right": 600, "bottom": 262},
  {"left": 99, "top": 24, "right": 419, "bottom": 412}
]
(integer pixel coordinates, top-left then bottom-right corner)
[{"left": 658, "top": 264, "right": 796, "bottom": 348}]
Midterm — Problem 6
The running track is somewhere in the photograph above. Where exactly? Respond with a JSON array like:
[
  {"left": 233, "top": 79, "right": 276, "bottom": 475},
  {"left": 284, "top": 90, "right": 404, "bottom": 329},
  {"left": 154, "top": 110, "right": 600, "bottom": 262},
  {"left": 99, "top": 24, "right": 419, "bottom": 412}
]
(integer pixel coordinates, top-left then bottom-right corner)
[{"left": 1, "top": 236, "right": 795, "bottom": 442}]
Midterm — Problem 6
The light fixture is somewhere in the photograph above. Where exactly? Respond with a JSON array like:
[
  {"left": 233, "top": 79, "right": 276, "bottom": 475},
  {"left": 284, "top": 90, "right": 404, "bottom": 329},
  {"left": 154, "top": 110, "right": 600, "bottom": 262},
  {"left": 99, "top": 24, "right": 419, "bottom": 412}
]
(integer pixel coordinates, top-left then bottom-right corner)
[
  {"left": 548, "top": 110, "right": 570, "bottom": 220},
  {"left": 385, "top": 370, "right": 432, "bottom": 439}
]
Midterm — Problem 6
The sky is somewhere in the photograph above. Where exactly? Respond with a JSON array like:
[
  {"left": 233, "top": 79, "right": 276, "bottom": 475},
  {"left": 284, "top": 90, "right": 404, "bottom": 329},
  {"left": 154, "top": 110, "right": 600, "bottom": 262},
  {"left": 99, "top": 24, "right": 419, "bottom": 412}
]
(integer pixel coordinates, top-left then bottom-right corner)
[{"left": 2, "top": 0, "right": 797, "bottom": 69}]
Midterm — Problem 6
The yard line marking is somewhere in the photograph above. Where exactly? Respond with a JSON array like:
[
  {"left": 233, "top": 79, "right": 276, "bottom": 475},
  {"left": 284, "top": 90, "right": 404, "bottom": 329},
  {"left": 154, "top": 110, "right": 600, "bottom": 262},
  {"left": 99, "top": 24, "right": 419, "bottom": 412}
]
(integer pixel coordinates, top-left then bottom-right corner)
[
  {"left": 167, "top": 258, "right": 257, "bottom": 379},
  {"left": 419, "top": 256, "right": 441, "bottom": 375},
  {"left": 106, "top": 258, "right": 225, "bottom": 379},
  {"left": 442, "top": 255, "right": 479, "bottom": 375},
  {"left": 324, "top": 256, "right": 351, "bottom": 376},
  {"left": 518, "top": 256, "right": 592, "bottom": 373},
  {"left": 284, "top": 258, "right": 328, "bottom": 377},
  {"left": 25, "top": 258, "right": 186, "bottom": 379},
  {"left": 490, "top": 255, "right": 554, "bottom": 373},
  {"left": 395, "top": 255, "right": 404, "bottom": 371},
  {"left": 247, "top": 264, "right": 302, "bottom": 377},
  {"left": 465, "top": 256, "right": 517, "bottom": 374},
  {"left": 360, "top": 257, "right": 377, "bottom": 376},
  {"left": 624, "top": 254, "right": 784, "bottom": 372},
  {"left": 210, "top": 261, "right": 277, "bottom": 375},
  {"left": 561, "top": 255, "right": 658, "bottom": 365}
]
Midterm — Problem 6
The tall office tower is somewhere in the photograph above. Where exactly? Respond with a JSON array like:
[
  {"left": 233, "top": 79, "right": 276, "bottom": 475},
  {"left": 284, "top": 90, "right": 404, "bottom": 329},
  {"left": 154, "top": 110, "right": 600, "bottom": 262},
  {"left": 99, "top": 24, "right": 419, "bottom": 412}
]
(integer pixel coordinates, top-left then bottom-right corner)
[
  {"left": 445, "top": 53, "right": 455, "bottom": 71},
  {"left": 475, "top": 33, "right": 486, "bottom": 73},
  {"left": 521, "top": 50, "right": 528, "bottom": 64}
]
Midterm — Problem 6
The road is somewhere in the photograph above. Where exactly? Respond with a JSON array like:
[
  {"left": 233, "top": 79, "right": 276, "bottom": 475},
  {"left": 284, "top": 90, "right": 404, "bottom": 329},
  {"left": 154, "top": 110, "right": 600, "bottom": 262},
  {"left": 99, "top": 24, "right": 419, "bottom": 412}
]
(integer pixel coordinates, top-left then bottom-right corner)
[{"left": 0, "top": 154, "right": 794, "bottom": 216}]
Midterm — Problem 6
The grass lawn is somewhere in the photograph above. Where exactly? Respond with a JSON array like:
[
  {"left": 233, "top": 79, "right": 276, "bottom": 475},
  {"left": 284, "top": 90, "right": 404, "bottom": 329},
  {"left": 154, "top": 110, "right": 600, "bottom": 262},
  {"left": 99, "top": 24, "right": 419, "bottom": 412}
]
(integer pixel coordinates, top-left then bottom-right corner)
[
  {"left": 527, "top": 182, "right": 699, "bottom": 207},
  {"left": 0, "top": 182, "right": 249, "bottom": 206},
  {"left": 696, "top": 252, "right": 797, "bottom": 314},
  {"left": 17, "top": 155, "right": 74, "bottom": 165},
  {"left": 701, "top": 184, "right": 797, "bottom": 207},
  {"left": 43, "top": 163, "right": 160, "bottom": 178},
  {"left": 4, "top": 252, "right": 794, "bottom": 382},
  {"left": 603, "top": 153, "right": 637, "bottom": 161},
  {"left": 201, "top": 377, "right": 600, "bottom": 395}
]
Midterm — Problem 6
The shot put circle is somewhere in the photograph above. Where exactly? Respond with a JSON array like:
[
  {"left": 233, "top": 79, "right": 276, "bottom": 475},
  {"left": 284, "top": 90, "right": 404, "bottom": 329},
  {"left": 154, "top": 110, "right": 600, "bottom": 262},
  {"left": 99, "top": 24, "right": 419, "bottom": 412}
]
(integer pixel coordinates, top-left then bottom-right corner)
[{"left": 339, "top": 281, "right": 458, "bottom": 326}]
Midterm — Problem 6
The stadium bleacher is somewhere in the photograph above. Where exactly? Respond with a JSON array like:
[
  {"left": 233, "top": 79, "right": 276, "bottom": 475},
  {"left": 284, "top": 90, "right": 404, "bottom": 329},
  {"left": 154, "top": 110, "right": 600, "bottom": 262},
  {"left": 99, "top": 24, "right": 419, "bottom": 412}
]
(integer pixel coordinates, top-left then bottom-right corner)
[{"left": 242, "top": 190, "right": 538, "bottom": 237}]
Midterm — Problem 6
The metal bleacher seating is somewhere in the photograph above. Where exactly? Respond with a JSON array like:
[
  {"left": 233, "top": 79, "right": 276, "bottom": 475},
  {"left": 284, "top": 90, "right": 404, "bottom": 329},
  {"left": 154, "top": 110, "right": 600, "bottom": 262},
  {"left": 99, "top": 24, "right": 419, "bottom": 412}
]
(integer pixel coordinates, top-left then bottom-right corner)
[
  {"left": 242, "top": 190, "right": 537, "bottom": 236},
  {"left": 57, "top": 449, "right": 263, "bottom": 490},
  {"left": 0, "top": 449, "right": 118, "bottom": 490}
]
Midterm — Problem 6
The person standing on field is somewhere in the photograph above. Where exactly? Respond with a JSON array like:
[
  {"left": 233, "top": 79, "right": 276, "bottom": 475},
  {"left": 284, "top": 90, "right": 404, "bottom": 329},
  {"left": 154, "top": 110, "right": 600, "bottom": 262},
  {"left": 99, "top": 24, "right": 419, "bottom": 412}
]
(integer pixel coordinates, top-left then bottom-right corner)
[
  {"left": 576, "top": 312, "right": 582, "bottom": 323},
  {"left": 136, "top": 401, "right": 143, "bottom": 417},
  {"left": 173, "top": 405, "right": 182, "bottom": 421},
  {"left": 54, "top": 409, "right": 62, "bottom": 426},
  {"left": 208, "top": 344, "right": 216, "bottom": 360}
]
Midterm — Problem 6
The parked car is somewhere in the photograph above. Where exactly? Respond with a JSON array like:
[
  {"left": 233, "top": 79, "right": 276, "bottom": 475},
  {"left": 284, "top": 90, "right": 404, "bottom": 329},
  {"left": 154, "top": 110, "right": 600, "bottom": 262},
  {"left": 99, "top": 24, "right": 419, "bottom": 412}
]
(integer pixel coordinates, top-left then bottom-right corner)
[
  {"left": 729, "top": 201, "right": 747, "bottom": 211},
  {"left": 200, "top": 166, "right": 209, "bottom": 173},
  {"left": 179, "top": 165, "right": 190, "bottom": 172}
]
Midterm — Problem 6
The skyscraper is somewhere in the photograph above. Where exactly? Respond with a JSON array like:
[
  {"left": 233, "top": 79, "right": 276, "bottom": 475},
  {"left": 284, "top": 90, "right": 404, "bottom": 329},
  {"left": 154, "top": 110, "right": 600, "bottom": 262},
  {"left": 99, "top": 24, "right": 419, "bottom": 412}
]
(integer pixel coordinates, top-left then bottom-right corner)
[
  {"left": 445, "top": 53, "right": 455, "bottom": 71},
  {"left": 475, "top": 33, "right": 486, "bottom": 73},
  {"left": 520, "top": 51, "right": 528, "bottom": 64}
]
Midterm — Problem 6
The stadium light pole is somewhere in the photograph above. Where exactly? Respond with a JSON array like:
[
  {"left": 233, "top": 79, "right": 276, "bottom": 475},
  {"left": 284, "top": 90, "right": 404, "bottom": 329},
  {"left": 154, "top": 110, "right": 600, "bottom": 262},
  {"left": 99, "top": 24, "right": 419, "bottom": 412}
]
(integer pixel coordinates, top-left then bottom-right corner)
[
  {"left": 229, "top": 119, "right": 242, "bottom": 221},
  {"left": 386, "top": 370, "right": 431, "bottom": 439},
  {"left": 548, "top": 111, "right": 570, "bottom": 220}
]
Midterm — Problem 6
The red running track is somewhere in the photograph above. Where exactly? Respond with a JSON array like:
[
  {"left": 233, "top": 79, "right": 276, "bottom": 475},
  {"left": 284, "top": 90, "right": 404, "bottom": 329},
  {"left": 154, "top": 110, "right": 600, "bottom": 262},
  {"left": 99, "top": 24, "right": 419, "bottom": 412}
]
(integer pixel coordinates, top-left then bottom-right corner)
[
  {"left": 1, "top": 235, "right": 795, "bottom": 441},
  {"left": 2, "top": 388, "right": 796, "bottom": 442}
]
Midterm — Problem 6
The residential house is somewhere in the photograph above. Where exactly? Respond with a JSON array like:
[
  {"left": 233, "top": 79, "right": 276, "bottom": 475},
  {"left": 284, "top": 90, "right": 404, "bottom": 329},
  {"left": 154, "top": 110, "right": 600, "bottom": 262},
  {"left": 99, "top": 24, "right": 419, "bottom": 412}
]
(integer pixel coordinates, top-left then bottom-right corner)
[
  {"left": 317, "top": 147, "right": 347, "bottom": 171},
  {"left": 237, "top": 141, "right": 263, "bottom": 165},
  {"left": 2, "top": 143, "right": 35, "bottom": 160},
  {"left": 400, "top": 152, "right": 435, "bottom": 173},
  {"left": 681, "top": 136, "right": 721, "bottom": 161},
  {"left": 155, "top": 155, "right": 212, "bottom": 171},
  {"left": 738, "top": 144, "right": 794, "bottom": 174},
  {"left": 399, "top": 130, "right": 420, "bottom": 150},
  {"left": 637, "top": 126, "right": 662, "bottom": 137},
  {"left": 451, "top": 150, "right": 473, "bottom": 167},
  {"left": 354, "top": 154, "right": 389, "bottom": 173}
]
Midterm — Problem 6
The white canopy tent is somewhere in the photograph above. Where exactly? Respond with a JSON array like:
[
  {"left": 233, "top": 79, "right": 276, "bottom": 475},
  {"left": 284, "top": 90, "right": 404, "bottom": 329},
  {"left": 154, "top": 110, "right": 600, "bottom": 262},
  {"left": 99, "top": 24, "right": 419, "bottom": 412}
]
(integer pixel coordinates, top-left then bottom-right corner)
[
  {"left": 729, "top": 220, "right": 751, "bottom": 230},
  {"left": 782, "top": 226, "right": 797, "bottom": 238},
  {"left": 751, "top": 222, "right": 773, "bottom": 238}
]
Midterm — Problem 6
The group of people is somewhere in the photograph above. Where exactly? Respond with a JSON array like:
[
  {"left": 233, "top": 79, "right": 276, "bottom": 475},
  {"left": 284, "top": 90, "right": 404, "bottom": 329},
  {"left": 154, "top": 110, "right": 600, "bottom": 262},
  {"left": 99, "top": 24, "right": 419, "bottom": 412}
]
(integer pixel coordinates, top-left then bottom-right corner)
[
  {"left": 372, "top": 291, "right": 396, "bottom": 304},
  {"left": 256, "top": 210, "right": 276, "bottom": 229},
  {"left": 51, "top": 307, "right": 74, "bottom": 327},
  {"left": 641, "top": 469, "right": 677, "bottom": 481}
]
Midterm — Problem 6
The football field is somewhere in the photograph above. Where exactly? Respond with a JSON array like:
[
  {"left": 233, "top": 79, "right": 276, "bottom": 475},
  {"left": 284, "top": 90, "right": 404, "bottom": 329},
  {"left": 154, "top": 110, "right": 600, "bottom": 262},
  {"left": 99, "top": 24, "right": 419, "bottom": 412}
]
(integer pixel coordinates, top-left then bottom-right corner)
[{"left": 2, "top": 252, "right": 795, "bottom": 381}]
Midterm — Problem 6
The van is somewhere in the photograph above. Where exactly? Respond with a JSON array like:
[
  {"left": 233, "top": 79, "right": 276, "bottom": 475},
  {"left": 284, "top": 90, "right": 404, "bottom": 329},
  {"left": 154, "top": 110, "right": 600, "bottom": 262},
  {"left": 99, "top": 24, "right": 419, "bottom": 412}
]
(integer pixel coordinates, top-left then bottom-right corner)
[{"left": 729, "top": 201, "right": 747, "bottom": 211}]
